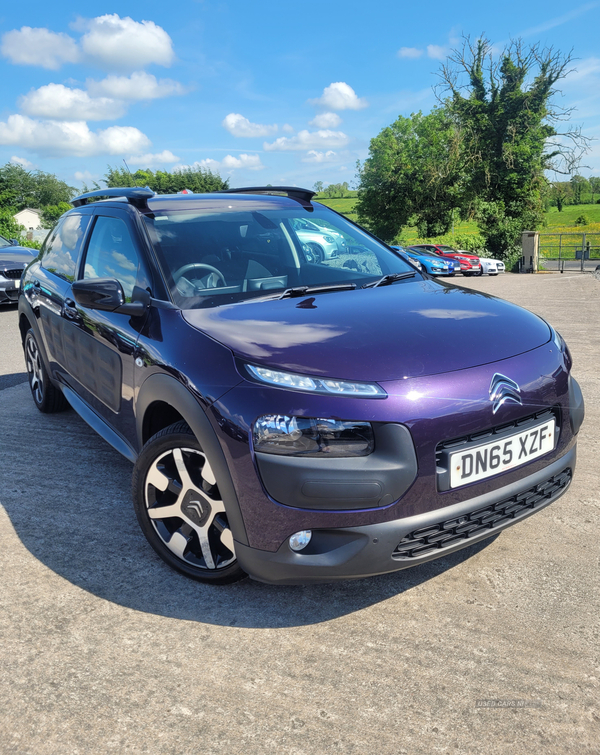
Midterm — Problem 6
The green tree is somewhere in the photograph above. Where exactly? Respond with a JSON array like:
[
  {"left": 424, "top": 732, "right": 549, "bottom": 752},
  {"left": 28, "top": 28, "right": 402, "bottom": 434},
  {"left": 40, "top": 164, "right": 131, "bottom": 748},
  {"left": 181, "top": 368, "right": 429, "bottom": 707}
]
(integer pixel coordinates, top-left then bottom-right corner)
[
  {"left": 0, "top": 163, "right": 74, "bottom": 210},
  {"left": 41, "top": 202, "right": 73, "bottom": 228},
  {"left": 104, "top": 165, "right": 228, "bottom": 194},
  {"left": 570, "top": 174, "right": 589, "bottom": 204},
  {"left": 439, "top": 37, "right": 588, "bottom": 261},
  {"left": 589, "top": 176, "right": 600, "bottom": 204},
  {"left": 0, "top": 209, "right": 25, "bottom": 240},
  {"left": 312, "top": 181, "right": 324, "bottom": 193},
  {"left": 356, "top": 108, "right": 463, "bottom": 241}
]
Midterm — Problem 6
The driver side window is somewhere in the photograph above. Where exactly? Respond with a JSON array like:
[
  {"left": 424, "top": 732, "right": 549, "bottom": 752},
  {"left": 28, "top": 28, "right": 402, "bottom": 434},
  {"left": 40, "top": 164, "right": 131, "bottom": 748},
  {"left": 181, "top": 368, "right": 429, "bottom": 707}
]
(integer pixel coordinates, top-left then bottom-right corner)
[{"left": 83, "top": 216, "right": 142, "bottom": 300}]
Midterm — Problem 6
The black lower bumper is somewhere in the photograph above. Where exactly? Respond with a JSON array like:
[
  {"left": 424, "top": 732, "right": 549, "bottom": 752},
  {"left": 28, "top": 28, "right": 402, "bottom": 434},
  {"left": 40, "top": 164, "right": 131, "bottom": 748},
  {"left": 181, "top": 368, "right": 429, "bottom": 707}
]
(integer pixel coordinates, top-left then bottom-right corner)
[{"left": 235, "top": 446, "right": 576, "bottom": 585}]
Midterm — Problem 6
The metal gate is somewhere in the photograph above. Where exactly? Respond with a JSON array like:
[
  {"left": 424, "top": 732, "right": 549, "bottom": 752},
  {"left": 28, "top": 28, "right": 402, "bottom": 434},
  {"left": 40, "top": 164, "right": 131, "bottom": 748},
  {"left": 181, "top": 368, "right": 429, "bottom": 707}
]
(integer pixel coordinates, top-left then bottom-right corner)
[{"left": 538, "top": 232, "right": 600, "bottom": 273}]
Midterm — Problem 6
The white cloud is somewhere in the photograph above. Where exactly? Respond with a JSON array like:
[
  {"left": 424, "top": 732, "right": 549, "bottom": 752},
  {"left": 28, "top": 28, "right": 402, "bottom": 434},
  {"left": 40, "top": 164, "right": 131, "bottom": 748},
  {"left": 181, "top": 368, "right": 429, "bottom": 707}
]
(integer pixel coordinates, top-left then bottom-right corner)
[
  {"left": 127, "top": 150, "right": 180, "bottom": 166},
  {"left": 302, "top": 150, "right": 337, "bottom": 163},
  {"left": 264, "top": 130, "right": 349, "bottom": 152},
  {"left": 20, "top": 84, "right": 126, "bottom": 121},
  {"left": 309, "top": 112, "right": 341, "bottom": 128},
  {"left": 427, "top": 44, "right": 447, "bottom": 60},
  {"left": 222, "top": 113, "right": 278, "bottom": 137},
  {"left": 74, "top": 170, "right": 98, "bottom": 184},
  {"left": 10, "top": 155, "right": 35, "bottom": 169},
  {"left": 398, "top": 47, "right": 423, "bottom": 59},
  {"left": 190, "top": 154, "right": 265, "bottom": 172},
  {"left": 282, "top": 123, "right": 294, "bottom": 133},
  {"left": 310, "top": 82, "right": 368, "bottom": 111},
  {"left": 80, "top": 14, "right": 174, "bottom": 71},
  {"left": 0, "top": 115, "right": 150, "bottom": 157},
  {"left": 1, "top": 27, "right": 79, "bottom": 69},
  {"left": 87, "top": 72, "right": 185, "bottom": 101}
]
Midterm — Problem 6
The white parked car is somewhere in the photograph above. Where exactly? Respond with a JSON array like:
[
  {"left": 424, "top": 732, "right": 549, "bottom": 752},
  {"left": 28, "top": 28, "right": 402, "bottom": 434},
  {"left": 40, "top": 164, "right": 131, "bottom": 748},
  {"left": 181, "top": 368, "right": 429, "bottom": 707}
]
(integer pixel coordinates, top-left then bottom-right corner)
[{"left": 457, "top": 251, "right": 505, "bottom": 276}]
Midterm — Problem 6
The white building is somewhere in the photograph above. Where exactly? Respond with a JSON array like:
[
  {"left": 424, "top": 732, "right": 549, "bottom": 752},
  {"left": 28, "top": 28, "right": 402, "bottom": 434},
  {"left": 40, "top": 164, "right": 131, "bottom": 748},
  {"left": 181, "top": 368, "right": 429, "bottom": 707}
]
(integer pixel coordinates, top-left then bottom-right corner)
[{"left": 14, "top": 208, "right": 43, "bottom": 231}]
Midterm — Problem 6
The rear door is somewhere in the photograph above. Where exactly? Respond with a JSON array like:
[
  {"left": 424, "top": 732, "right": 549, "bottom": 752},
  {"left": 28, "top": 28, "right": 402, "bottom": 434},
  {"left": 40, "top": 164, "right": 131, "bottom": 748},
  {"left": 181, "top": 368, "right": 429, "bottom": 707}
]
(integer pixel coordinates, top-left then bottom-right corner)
[{"left": 31, "top": 214, "right": 91, "bottom": 379}]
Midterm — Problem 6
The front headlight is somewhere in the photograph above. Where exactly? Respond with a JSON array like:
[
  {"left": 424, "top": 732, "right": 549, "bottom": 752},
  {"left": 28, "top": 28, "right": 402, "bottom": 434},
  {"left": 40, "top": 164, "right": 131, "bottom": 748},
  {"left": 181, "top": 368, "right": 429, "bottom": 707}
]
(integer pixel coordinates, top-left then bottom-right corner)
[
  {"left": 245, "top": 364, "right": 387, "bottom": 397},
  {"left": 253, "top": 415, "right": 375, "bottom": 457}
]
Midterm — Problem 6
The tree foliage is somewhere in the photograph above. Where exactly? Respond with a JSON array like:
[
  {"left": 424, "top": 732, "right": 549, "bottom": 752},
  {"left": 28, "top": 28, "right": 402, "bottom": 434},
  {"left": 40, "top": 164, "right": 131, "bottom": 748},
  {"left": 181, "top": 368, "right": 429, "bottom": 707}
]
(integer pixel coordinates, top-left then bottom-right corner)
[
  {"left": 356, "top": 109, "right": 463, "bottom": 241},
  {"left": 0, "top": 163, "right": 75, "bottom": 211},
  {"left": 439, "top": 37, "right": 587, "bottom": 260},
  {"left": 104, "top": 165, "right": 229, "bottom": 194},
  {"left": 0, "top": 209, "right": 25, "bottom": 240},
  {"left": 356, "top": 38, "right": 589, "bottom": 260}
]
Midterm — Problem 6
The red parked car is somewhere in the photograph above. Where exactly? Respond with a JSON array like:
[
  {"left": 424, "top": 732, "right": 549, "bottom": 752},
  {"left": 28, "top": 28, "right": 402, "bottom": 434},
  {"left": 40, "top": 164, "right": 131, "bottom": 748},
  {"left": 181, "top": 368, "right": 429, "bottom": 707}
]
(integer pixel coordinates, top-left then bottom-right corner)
[{"left": 410, "top": 244, "right": 481, "bottom": 276}]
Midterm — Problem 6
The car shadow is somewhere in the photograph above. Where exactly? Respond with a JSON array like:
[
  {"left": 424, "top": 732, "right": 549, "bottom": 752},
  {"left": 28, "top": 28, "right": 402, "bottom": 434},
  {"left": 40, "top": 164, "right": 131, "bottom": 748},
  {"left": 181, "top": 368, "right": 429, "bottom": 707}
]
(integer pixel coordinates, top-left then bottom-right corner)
[
  {"left": 0, "top": 371, "right": 28, "bottom": 390},
  {"left": 3, "top": 383, "right": 499, "bottom": 628}
]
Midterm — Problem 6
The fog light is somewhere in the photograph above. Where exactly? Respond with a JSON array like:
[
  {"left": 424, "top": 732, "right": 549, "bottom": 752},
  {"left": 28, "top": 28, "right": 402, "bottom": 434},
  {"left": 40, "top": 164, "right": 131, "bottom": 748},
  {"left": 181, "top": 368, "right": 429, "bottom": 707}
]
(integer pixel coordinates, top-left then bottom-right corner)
[{"left": 289, "top": 530, "right": 312, "bottom": 552}]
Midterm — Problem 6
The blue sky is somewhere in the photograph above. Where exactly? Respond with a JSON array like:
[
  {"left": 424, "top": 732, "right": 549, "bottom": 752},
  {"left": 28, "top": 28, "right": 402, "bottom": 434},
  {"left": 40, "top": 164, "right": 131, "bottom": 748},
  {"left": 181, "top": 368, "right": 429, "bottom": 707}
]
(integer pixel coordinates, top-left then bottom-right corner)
[{"left": 1, "top": 0, "right": 600, "bottom": 191}]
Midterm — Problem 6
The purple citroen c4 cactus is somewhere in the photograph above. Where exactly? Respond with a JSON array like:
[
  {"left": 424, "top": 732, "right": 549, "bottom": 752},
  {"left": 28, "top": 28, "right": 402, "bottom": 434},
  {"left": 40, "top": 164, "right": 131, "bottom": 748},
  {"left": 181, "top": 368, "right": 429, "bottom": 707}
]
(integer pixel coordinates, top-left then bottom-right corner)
[{"left": 18, "top": 186, "right": 584, "bottom": 584}]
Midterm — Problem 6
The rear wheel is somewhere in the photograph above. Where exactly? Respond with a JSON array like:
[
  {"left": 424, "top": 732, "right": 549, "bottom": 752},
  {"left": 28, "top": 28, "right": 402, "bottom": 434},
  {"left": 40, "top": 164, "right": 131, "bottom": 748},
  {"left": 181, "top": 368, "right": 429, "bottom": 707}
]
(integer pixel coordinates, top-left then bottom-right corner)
[
  {"left": 24, "top": 329, "right": 69, "bottom": 413},
  {"left": 132, "top": 421, "right": 245, "bottom": 584}
]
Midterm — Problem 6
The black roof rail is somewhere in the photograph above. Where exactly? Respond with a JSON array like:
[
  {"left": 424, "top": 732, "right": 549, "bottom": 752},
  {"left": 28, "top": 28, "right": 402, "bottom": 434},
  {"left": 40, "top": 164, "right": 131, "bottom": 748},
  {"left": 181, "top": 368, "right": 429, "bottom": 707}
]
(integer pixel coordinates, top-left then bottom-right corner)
[
  {"left": 217, "top": 186, "right": 316, "bottom": 202},
  {"left": 71, "top": 186, "right": 155, "bottom": 210}
]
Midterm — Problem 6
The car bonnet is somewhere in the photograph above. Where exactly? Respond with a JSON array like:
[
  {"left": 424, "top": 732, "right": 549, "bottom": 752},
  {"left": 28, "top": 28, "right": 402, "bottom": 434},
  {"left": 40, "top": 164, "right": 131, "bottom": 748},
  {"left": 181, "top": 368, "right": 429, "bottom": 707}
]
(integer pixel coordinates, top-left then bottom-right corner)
[{"left": 182, "top": 279, "right": 551, "bottom": 382}]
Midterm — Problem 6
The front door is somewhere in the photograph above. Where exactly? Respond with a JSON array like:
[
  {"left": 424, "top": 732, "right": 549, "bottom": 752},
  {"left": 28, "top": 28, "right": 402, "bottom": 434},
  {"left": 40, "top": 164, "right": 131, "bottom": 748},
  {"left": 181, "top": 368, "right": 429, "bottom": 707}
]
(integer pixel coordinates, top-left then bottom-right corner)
[{"left": 65, "top": 211, "right": 151, "bottom": 448}]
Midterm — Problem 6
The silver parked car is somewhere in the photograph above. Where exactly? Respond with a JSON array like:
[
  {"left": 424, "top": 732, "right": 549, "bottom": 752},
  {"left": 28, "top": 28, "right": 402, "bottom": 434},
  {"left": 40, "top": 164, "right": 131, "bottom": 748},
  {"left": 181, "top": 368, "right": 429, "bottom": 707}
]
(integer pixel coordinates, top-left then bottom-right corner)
[
  {"left": 0, "top": 235, "right": 36, "bottom": 305},
  {"left": 289, "top": 218, "right": 343, "bottom": 261}
]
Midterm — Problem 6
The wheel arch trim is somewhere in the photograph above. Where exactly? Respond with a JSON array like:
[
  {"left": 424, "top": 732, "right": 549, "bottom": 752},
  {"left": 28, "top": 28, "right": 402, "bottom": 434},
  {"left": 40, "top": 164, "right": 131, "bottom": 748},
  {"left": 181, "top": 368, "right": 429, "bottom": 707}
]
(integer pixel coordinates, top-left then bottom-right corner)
[{"left": 136, "top": 373, "right": 248, "bottom": 546}]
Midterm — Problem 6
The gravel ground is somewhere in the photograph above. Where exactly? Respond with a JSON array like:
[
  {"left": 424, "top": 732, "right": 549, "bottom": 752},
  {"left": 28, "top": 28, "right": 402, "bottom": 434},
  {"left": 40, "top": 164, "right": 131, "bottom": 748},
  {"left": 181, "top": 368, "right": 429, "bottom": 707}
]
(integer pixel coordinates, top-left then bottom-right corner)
[{"left": 0, "top": 272, "right": 598, "bottom": 755}]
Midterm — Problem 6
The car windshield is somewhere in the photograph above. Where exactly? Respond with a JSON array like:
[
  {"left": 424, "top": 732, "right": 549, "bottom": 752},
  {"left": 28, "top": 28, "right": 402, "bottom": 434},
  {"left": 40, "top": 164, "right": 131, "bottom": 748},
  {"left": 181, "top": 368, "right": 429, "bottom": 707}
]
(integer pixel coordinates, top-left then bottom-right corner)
[
  {"left": 0, "top": 234, "right": 10, "bottom": 247},
  {"left": 437, "top": 245, "right": 457, "bottom": 252},
  {"left": 143, "top": 201, "right": 416, "bottom": 308}
]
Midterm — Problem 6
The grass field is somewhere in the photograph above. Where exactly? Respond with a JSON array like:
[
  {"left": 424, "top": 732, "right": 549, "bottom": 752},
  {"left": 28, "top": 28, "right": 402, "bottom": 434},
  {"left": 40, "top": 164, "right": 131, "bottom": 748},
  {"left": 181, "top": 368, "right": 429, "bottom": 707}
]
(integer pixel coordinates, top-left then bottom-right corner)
[{"left": 315, "top": 193, "right": 600, "bottom": 244}]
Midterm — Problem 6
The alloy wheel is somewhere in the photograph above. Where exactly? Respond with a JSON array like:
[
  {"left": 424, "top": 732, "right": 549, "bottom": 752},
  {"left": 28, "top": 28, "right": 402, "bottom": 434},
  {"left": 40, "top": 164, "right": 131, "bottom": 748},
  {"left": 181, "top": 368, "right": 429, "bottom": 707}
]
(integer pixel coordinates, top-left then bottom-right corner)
[
  {"left": 144, "top": 446, "right": 236, "bottom": 571},
  {"left": 25, "top": 332, "right": 44, "bottom": 405}
]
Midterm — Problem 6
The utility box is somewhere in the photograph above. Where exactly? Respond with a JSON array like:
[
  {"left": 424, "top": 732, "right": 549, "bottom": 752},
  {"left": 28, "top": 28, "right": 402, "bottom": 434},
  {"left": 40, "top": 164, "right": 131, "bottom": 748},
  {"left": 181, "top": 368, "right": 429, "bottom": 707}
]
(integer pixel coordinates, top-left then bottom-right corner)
[{"left": 521, "top": 232, "right": 539, "bottom": 273}]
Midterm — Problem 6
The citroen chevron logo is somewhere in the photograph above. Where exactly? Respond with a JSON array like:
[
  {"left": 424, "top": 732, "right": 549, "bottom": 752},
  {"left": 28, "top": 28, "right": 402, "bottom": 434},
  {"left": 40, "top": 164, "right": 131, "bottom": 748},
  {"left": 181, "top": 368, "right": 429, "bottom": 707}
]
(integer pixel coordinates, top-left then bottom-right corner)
[{"left": 489, "top": 373, "right": 522, "bottom": 414}]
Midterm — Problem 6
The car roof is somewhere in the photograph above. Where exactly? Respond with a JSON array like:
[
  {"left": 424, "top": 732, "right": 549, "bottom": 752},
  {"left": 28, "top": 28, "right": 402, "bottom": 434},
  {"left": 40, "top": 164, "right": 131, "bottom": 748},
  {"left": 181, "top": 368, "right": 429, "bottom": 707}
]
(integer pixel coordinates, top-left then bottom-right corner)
[{"left": 70, "top": 186, "right": 317, "bottom": 214}]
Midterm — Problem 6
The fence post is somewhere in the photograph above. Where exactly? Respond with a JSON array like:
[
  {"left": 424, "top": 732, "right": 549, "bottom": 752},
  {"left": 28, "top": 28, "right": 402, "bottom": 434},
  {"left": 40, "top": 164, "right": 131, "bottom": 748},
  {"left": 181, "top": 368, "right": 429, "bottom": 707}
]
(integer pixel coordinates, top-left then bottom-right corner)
[
  {"left": 582, "top": 232, "right": 586, "bottom": 272},
  {"left": 558, "top": 234, "right": 562, "bottom": 273}
]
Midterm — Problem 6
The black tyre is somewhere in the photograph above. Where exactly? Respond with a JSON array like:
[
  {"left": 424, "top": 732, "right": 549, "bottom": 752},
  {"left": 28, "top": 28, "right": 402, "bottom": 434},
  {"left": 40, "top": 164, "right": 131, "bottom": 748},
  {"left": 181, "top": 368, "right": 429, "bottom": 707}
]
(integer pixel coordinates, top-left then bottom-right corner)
[
  {"left": 307, "top": 242, "right": 324, "bottom": 263},
  {"left": 132, "top": 421, "right": 245, "bottom": 584},
  {"left": 24, "top": 329, "right": 69, "bottom": 413}
]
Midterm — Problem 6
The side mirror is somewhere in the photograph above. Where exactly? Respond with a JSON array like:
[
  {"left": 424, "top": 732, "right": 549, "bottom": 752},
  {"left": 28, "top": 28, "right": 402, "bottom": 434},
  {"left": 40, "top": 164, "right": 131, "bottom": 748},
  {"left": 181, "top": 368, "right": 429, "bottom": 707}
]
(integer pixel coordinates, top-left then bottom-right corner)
[
  {"left": 10, "top": 239, "right": 19, "bottom": 245},
  {"left": 72, "top": 278, "right": 148, "bottom": 316}
]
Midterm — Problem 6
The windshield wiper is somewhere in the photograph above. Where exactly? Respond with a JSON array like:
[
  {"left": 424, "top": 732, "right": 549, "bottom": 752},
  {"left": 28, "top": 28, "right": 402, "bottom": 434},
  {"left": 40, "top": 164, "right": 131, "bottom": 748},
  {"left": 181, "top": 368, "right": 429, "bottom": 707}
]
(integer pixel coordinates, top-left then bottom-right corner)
[
  {"left": 278, "top": 283, "right": 357, "bottom": 299},
  {"left": 362, "top": 272, "right": 416, "bottom": 289}
]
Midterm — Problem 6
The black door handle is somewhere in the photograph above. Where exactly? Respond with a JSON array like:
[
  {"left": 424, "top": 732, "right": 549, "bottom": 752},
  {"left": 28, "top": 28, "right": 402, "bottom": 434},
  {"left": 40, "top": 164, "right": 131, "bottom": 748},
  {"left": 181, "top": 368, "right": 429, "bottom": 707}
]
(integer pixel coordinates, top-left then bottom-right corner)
[{"left": 63, "top": 298, "right": 79, "bottom": 319}]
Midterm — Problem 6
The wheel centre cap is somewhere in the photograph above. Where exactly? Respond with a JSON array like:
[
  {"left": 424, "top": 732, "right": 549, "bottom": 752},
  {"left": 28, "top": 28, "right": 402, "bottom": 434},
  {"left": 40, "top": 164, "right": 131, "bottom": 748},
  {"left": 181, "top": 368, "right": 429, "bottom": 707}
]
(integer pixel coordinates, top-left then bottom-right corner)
[{"left": 180, "top": 489, "right": 211, "bottom": 527}]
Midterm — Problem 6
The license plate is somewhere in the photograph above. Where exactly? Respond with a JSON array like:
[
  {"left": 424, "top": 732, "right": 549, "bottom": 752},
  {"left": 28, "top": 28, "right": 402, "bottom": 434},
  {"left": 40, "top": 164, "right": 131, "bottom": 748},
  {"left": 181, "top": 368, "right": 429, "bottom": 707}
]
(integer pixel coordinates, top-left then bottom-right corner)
[{"left": 449, "top": 419, "right": 556, "bottom": 489}]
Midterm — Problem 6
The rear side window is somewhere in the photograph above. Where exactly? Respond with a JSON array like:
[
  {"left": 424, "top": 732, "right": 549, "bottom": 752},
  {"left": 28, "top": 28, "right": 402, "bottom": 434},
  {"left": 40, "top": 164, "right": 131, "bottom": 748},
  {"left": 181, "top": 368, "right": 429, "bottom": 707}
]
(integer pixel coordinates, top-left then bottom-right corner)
[{"left": 41, "top": 214, "right": 90, "bottom": 282}]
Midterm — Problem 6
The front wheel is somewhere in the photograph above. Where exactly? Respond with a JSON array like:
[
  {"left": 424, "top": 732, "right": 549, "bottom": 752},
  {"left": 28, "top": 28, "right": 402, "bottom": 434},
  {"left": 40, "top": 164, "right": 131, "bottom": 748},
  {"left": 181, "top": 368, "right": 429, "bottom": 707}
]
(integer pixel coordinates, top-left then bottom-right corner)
[
  {"left": 307, "top": 243, "right": 324, "bottom": 263},
  {"left": 132, "top": 421, "right": 245, "bottom": 584}
]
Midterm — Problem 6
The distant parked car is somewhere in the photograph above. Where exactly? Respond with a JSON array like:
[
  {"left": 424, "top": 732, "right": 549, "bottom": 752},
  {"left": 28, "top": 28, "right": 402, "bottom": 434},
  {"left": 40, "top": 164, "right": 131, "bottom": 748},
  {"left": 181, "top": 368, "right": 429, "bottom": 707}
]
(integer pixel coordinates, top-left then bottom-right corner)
[
  {"left": 473, "top": 256, "right": 505, "bottom": 276},
  {"left": 289, "top": 218, "right": 342, "bottom": 261},
  {"left": 390, "top": 246, "right": 423, "bottom": 272},
  {"left": 411, "top": 244, "right": 481, "bottom": 276},
  {"left": 0, "top": 235, "right": 36, "bottom": 305},
  {"left": 402, "top": 247, "right": 456, "bottom": 276}
]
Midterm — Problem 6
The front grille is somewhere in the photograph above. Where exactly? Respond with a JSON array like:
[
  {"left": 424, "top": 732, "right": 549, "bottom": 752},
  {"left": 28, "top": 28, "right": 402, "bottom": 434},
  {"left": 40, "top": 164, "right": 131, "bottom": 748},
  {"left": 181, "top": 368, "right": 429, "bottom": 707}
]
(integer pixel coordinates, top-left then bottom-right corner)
[
  {"left": 392, "top": 467, "right": 572, "bottom": 560},
  {"left": 0, "top": 269, "right": 24, "bottom": 279}
]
